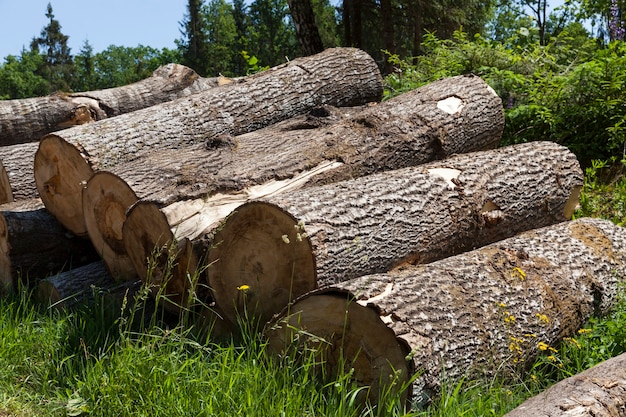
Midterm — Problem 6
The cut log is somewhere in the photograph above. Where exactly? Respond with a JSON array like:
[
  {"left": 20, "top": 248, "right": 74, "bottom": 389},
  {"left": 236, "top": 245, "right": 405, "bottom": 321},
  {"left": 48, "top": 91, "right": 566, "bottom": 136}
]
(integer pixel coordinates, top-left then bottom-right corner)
[
  {"left": 0, "top": 199, "right": 100, "bottom": 292},
  {"left": 264, "top": 217, "right": 626, "bottom": 406},
  {"left": 504, "top": 352, "right": 626, "bottom": 417},
  {"left": 0, "top": 142, "right": 39, "bottom": 201},
  {"left": 34, "top": 47, "right": 383, "bottom": 236},
  {"left": 123, "top": 199, "right": 317, "bottom": 318},
  {"left": 0, "top": 160, "right": 13, "bottom": 204},
  {"left": 122, "top": 201, "right": 204, "bottom": 314},
  {"left": 0, "top": 63, "right": 229, "bottom": 146},
  {"left": 204, "top": 141, "right": 582, "bottom": 325},
  {"left": 110, "top": 73, "right": 504, "bottom": 206},
  {"left": 83, "top": 171, "right": 139, "bottom": 281},
  {"left": 36, "top": 260, "right": 139, "bottom": 309}
]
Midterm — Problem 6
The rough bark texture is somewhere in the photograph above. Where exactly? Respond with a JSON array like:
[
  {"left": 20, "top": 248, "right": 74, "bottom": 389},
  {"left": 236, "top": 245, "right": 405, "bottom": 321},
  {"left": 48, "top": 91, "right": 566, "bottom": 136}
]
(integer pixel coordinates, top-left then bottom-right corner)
[
  {"left": 0, "top": 63, "right": 229, "bottom": 146},
  {"left": 287, "top": 0, "right": 325, "bottom": 55},
  {"left": 110, "top": 74, "right": 503, "bottom": 207},
  {"left": 34, "top": 47, "right": 383, "bottom": 236},
  {"left": 265, "top": 217, "right": 626, "bottom": 406},
  {"left": 504, "top": 352, "right": 626, "bottom": 417},
  {"left": 0, "top": 199, "right": 99, "bottom": 292},
  {"left": 0, "top": 142, "right": 39, "bottom": 200}
]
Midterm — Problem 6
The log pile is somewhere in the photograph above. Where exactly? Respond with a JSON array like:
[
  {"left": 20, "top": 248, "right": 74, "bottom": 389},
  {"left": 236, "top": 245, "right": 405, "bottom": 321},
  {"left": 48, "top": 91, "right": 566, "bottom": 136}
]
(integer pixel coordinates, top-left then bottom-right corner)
[{"left": 1, "top": 47, "right": 624, "bottom": 411}]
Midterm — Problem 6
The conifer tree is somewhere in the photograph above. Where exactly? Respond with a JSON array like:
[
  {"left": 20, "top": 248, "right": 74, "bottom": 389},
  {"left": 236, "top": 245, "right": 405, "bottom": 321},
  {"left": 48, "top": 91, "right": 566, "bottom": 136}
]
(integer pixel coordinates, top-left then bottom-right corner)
[
  {"left": 30, "top": 2, "right": 74, "bottom": 93},
  {"left": 177, "top": 0, "right": 212, "bottom": 76}
]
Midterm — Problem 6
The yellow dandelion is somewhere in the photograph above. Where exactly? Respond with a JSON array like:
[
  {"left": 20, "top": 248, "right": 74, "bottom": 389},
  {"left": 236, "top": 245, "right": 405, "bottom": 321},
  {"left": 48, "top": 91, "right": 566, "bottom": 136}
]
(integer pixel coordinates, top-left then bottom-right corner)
[
  {"left": 237, "top": 284, "right": 251, "bottom": 292},
  {"left": 496, "top": 302, "right": 507, "bottom": 308},
  {"left": 530, "top": 374, "right": 538, "bottom": 381},
  {"left": 547, "top": 355, "right": 557, "bottom": 362},
  {"left": 511, "top": 267, "right": 526, "bottom": 281},
  {"left": 535, "top": 313, "right": 550, "bottom": 324},
  {"left": 578, "top": 328, "right": 592, "bottom": 334},
  {"left": 537, "top": 341, "right": 549, "bottom": 351},
  {"left": 565, "top": 337, "right": 582, "bottom": 349}
]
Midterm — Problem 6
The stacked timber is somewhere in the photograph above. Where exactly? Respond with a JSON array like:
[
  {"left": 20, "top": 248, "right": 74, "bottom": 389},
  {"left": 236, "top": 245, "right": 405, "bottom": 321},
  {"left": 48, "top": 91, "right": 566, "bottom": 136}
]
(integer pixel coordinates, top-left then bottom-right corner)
[
  {"left": 33, "top": 47, "right": 384, "bottom": 236},
  {"left": 121, "top": 141, "right": 582, "bottom": 325},
  {"left": 87, "top": 73, "right": 504, "bottom": 291},
  {"left": 264, "top": 218, "right": 626, "bottom": 405}
]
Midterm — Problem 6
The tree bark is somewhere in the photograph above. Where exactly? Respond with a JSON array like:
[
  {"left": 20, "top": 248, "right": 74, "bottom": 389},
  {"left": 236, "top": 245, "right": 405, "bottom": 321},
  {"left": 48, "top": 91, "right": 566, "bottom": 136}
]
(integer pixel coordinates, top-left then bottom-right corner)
[
  {"left": 0, "top": 199, "right": 100, "bottom": 292},
  {"left": 34, "top": 47, "right": 383, "bottom": 236},
  {"left": 0, "top": 64, "right": 231, "bottom": 146},
  {"left": 111, "top": 74, "right": 503, "bottom": 207},
  {"left": 287, "top": 0, "right": 325, "bottom": 55},
  {"left": 203, "top": 141, "right": 581, "bottom": 326},
  {"left": 0, "top": 142, "right": 39, "bottom": 201},
  {"left": 265, "top": 217, "right": 626, "bottom": 407},
  {"left": 504, "top": 352, "right": 626, "bottom": 417}
]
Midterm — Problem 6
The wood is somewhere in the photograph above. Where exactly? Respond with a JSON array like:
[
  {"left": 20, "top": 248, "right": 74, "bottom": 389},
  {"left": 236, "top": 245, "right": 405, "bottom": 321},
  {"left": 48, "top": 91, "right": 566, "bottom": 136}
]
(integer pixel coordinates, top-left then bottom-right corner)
[
  {"left": 0, "top": 63, "right": 228, "bottom": 146},
  {"left": 265, "top": 217, "right": 626, "bottom": 406},
  {"left": 504, "top": 352, "right": 626, "bottom": 416},
  {"left": 122, "top": 201, "right": 203, "bottom": 314},
  {"left": 0, "top": 160, "right": 13, "bottom": 204},
  {"left": 0, "top": 199, "right": 100, "bottom": 292},
  {"left": 0, "top": 142, "right": 39, "bottom": 201},
  {"left": 83, "top": 171, "right": 139, "bottom": 281},
  {"left": 204, "top": 141, "right": 582, "bottom": 325},
  {"left": 34, "top": 47, "right": 383, "bottom": 236},
  {"left": 36, "top": 260, "right": 140, "bottom": 309},
  {"left": 109, "top": 74, "right": 504, "bottom": 206}
]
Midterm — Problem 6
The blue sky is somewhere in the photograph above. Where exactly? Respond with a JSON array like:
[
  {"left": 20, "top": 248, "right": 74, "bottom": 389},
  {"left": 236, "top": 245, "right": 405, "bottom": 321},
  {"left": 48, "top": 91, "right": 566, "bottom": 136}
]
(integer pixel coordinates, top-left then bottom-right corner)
[{"left": 0, "top": 1, "right": 187, "bottom": 59}]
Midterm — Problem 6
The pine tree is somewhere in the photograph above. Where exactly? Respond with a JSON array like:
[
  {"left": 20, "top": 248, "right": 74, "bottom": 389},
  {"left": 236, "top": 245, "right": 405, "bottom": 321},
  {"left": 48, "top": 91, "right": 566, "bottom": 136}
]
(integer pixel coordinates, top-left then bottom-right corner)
[
  {"left": 177, "top": 0, "right": 212, "bottom": 76},
  {"left": 30, "top": 3, "right": 74, "bottom": 93}
]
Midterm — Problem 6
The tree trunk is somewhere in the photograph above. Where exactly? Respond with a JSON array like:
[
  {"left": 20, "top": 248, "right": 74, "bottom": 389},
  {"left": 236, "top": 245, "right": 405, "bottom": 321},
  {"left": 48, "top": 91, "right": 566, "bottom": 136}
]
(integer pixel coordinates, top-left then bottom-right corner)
[
  {"left": 504, "top": 352, "right": 626, "bottom": 417},
  {"left": 265, "top": 217, "right": 626, "bottom": 407},
  {"left": 287, "top": 0, "right": 325, "bottom": 56},
  {"left": 0, "top": 64, "right": 231, "bottom": 146},
  {"left": 0, "top": 199, "right": 100, "bottom": 292},
  {"left": 34, "top": 47, "right": 383, "bottom": 236},
  {"left": 203, "top": 141, "right": 581, "bottom": 326},
  {"left": 0, "top": 142, "right": 39, "bottom": 201}
]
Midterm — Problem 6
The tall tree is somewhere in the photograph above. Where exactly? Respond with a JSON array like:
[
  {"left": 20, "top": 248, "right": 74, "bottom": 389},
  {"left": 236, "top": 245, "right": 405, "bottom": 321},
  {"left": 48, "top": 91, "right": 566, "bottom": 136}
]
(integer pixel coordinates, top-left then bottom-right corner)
[
  {"left": 30, "top": 3, "right": 74, "bottom": 93},
  {"left": 0, "top": 50, "right": 48, "bottom": 99},
  {"left": 231, "top": 0, "right": 250, "bottom": 75},
  {"left": 73, "top": 40, "right": 96, "bottom": 92},
  {"left": 287, "top": 0, "right": 325, "bottom": 55},
  {"left": 247, "top": 0, "right": 299, "bottom": 66},
  {"left": 205, "top": 0, "right": 238, "bottom": 76},
  {"left": 177, "top": 0, "right": 212, "bottom": 75}
]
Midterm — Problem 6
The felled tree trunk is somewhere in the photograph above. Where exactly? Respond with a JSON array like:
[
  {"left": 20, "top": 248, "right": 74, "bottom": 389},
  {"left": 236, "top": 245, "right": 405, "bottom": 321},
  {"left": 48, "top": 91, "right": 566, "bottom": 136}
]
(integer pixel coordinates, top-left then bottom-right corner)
[
  {"left": 504, "top": 352, "right": 626, "bottom": 417},
  {"left": 0, "top": 63, "right": 230, "bottom": 146},
  {"left": 0, "top": 199, "right": 99, "bottom": 292},
  {"left": 265, "top": 217, "right": 626, "bottom": 406},
  {"left": 204, "top": 141, "right": 582, "bottom": 325},
  {"left": 34, "top": 47, "right": 383, "bottom": 236}
]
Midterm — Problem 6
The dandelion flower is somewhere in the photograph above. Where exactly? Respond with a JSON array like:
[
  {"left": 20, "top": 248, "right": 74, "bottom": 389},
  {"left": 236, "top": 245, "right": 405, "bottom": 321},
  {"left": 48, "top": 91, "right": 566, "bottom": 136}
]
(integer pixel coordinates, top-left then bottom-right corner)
[{"left": 237, "top": 284, "right": 251, "bottom": 292}]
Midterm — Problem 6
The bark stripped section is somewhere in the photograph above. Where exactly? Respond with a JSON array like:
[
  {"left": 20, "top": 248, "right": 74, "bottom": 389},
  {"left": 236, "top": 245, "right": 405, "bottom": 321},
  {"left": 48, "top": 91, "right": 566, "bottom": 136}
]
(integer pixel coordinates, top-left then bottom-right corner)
[
  {"left": 109, "top": 74, "right": 503, "bottom": 206},
  {"left": 0, "top": 63, "right": 221, "bottom": 146},
  {"left": 34, "top": 47, "right": 383, "bottom": 236},
  {"left": 265, "top": 218, "right": 626, "bottom": 406},
  {"left": 504, "top": 352, "right": 626, "bottom": 417}
]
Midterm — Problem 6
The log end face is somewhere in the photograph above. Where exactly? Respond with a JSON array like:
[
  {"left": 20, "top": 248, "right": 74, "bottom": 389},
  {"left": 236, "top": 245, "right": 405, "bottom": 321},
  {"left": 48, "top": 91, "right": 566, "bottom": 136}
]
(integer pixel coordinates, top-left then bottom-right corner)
[
  {"left": 207, "top": 201, "right": 317, "bottom": 326},
  {"left": 84, "top": 171, "right": 139, "bottom": 281},
  {"left": 264, "top": 292, "right": 412, "bottom": 406},
  {"left": 35, "top": 135, "right": 94, "bottom": 236}
]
